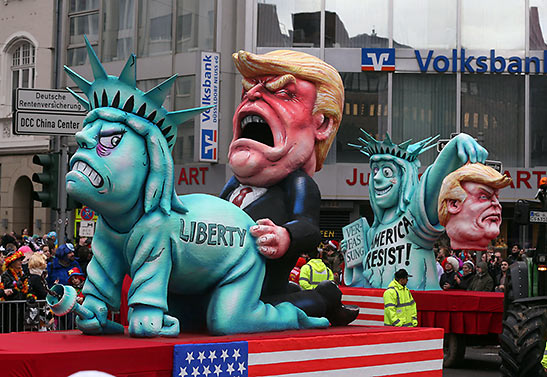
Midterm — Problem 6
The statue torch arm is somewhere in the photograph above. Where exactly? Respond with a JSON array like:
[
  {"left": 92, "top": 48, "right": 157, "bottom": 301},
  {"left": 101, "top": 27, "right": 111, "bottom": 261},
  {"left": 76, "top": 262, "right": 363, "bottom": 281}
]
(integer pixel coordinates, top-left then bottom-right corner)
[
  {"left": 82, "top": 245, "right": 126, "bottom": 311},
  {"left": 423, "top": 134, "right": 488, "bottom": 224}
]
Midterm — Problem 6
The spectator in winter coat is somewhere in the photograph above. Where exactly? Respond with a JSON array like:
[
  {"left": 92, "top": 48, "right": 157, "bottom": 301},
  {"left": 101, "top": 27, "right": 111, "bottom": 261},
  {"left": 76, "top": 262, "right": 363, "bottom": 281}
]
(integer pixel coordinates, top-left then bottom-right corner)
[
  {"left": 68, "top": 267, "right": 86, "bottom": 304},
  {"left": 455, "top": 260, "right": 475, "bottom": 290},
  {"left": 75, "top": 237, "right": 92, "bottom": 275},
  {"left": 0, "top": 250, "right": 30, "bottom": 301},
  {"left": 440, "top": 256, "right": 461, "bottom": 290},
  {"left": 494, "top": 259, "right": 509, "bottom": 292},
  {"left": 19, "top": 245, "right": 33, "bottom": 275},
  {"left": 323, "top": 240, "right": 343, "bottom": 284},
  {"left": 507, "top": 244, "right": 521, "bottom": 265},
  {"left": 289, "top": 256, "right": 308, "bottom": 284},
  {"left": 46, "top": 243, "right": 81, "bottom": 287},
  {"left": 28, "top": 253, "right": 48, "bottom": 300},
  {"left": 467, "top": 261, "right": 494, "bottom": 292}
]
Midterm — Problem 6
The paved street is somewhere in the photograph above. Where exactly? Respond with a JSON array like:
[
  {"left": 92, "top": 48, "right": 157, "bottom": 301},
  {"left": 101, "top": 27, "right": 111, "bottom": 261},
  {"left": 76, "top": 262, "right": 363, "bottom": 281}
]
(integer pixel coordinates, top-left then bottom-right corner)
[{"left": 444, "top": 345, "right": 501, "bottom": 377}]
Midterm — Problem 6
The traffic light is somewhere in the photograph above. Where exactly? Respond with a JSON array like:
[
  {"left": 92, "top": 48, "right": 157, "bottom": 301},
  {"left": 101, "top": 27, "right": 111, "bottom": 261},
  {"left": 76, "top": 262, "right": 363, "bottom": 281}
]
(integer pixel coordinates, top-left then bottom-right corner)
[{"left": 32, "top": 153, "right": 59, "bottom": 209}]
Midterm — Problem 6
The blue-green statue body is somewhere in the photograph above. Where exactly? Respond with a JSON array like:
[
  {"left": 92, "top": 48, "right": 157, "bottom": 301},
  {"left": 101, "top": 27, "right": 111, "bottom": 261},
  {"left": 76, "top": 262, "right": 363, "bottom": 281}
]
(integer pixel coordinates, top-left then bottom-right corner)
[
  {"left": 342, "top": 131, "right": 488, "bottom": 290},
  {"left": 63, "top": 38, "right": 328, "bottom": 337}
]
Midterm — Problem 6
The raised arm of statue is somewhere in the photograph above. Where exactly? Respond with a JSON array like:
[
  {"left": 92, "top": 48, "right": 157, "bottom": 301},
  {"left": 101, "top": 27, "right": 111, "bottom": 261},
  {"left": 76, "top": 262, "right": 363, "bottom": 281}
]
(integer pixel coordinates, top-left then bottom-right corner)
[{"left": 423, "top": 133, "right": 488, "bottom": 224}]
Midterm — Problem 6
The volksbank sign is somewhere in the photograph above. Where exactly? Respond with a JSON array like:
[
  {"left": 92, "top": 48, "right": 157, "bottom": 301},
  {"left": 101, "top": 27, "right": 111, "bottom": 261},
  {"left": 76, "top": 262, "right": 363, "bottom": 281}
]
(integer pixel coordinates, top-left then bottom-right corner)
[
  {"left": 416, "top": 49, "right": 547, "bottom": 74},
  {"left": 361, "top": 48, "right": 547, "bottom": 74}
]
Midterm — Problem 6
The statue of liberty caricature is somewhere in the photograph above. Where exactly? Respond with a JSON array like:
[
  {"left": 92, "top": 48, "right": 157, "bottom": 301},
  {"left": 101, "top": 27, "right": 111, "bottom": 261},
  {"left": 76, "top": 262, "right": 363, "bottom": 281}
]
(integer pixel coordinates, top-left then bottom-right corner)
[
  {"left": 342, "top": 131, "right": 487, "bottom": 290},
  {"left": 59, "top": 37, "right": 329, "bottom": 337}
]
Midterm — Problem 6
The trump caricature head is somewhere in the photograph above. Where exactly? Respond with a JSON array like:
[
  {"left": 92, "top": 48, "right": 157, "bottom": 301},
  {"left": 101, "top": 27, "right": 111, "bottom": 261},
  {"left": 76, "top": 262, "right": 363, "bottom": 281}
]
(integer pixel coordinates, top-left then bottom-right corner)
[{"left": 438, "top": 163, "right": 512, "bottom": 251}]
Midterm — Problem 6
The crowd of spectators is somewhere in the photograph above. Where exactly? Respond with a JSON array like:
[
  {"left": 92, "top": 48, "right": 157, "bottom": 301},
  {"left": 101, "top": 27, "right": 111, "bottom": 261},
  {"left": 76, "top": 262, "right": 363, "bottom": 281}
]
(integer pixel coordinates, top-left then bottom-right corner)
[
  {"left": 288, "top": 236, "right": 519, "bottom": 294},
  {"left": 0, "top": 229, "right": 92, "bottom": 332},
  {"left": 435, "top": 240, "right": 523, "bottom": 292}
]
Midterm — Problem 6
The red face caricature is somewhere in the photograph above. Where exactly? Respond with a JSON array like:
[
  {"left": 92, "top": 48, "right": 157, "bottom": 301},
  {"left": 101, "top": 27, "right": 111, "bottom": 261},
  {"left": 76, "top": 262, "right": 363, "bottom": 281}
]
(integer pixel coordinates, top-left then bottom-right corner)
[
  {"left": 439, "top": 163, "right": 511, "bottom": 251},
  {"left": 229, "top": 75, "right": 327, "bottom": 187},
  {"left": 445, "top": 181, "right": 502, "bottom": 250}
]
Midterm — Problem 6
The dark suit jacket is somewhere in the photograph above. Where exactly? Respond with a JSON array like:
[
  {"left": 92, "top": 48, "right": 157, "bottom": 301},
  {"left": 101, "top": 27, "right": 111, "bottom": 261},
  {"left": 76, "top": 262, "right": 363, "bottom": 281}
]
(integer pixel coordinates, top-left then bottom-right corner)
[{"left": 220, "top": 169, "right": 322, "bottom": 299}]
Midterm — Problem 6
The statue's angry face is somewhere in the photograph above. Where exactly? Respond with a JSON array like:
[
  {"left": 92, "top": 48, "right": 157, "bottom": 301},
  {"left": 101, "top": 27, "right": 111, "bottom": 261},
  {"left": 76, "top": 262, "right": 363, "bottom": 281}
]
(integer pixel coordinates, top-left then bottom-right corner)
[{"left": 66, "top": 117, "right": 149, "bottom": 215}]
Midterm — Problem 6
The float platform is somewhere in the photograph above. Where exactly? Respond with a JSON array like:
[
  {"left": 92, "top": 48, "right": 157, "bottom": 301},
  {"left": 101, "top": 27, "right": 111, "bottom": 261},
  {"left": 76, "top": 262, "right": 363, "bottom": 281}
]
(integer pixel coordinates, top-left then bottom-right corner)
[{"left": 0, "top": 325, "right": 443, "bottom": 377}]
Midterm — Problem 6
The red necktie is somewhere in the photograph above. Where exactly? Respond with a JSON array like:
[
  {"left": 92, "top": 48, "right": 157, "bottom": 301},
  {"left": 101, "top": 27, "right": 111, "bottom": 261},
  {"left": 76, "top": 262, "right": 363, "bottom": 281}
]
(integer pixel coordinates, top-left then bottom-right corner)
[{"left": 232, "top": 187, "right": 253, "bottom": 207}]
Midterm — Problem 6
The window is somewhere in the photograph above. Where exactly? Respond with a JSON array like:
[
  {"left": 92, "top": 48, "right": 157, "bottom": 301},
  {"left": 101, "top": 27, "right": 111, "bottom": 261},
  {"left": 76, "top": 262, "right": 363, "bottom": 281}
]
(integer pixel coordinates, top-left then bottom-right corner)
[
  {"left": 461, "top": 75, "right": 524, "bottom": 166},
  {"left": 67, "top": 0, "right": 99, "bottom": 66},
  {"left": 394, "top": 0, "right": 457, "bottom": 49},
  {"left": 335, "top": 72, "right": 388, "bottom": 163},
  {"left": 257, "top": 0, "right": 321, "bottom": 48},
  {"left": 462, "top": 0, "right": 525, "bottom": 50},
  {"left": 176, "top": 0, "right": 216, "bottom": 53},
  {"left": 138, "top": 0, "right": 173, "bottom": 57},
  {"left": 325, "top": 0, "right": 388, "bottom": 48},
  {"left": 530, "top": 1, "right": 547, "bottom": 50},
  {"left": 392, "top": 73, "right": 456, "bottom": 166},
  {"left": 173, "top": 75, "right": 196, "bottom": 164},
  {"left": 530, "top": 76, "right": 547, "bottom": 166},
  {"left": 175, "top": 75, "right": 194, "bottom": 110},
  {"left": 102, "top": 0, "right": 135, "bottom": 62},
  {"left": 11, "top": 41, "right": 36, "bottom": 92}
]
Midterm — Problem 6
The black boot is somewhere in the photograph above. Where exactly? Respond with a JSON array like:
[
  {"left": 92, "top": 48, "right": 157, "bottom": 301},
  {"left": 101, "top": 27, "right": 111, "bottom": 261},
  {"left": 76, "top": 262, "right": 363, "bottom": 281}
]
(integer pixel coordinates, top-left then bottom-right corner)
[{"left": 315, "top": 281, "right": 359, "bottom": 326}]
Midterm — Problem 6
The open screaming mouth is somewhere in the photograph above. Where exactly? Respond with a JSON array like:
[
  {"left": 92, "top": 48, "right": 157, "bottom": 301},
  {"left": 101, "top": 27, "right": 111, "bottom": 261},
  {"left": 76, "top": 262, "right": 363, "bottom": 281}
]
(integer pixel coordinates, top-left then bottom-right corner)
[
  {"left": 72, "top": 161, "right": 104, "bottom": 188},
  {"left": 240, "top": 115, "right": 274, "bottom": 147}
]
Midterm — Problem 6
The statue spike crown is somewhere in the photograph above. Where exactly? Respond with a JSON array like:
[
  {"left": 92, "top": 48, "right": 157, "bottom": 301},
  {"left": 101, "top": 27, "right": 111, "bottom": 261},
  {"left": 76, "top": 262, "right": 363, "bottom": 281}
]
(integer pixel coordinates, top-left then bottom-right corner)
[
  {"left": 350, "top": 129, "right": 439, "bottom": 162},
  {"left": 64, "top": 35, "right": 211, "bottom": 151}
]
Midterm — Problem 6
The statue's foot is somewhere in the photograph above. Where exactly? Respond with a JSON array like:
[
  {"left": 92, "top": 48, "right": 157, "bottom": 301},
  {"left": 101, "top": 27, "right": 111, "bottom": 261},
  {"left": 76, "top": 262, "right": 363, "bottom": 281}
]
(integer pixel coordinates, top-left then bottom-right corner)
[
  {"left": 129, "top": 305, "right": 179, "bottom": 337},
  {"left": 315, "top": 280, "right": 359, "bottom": 326}
]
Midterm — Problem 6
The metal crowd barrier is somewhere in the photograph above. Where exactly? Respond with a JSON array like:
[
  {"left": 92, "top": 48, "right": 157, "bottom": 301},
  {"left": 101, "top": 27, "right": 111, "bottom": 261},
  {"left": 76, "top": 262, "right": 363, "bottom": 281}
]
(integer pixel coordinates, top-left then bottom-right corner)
[{"left": 0, "top": 299, "right": 119, "bottom": 333}]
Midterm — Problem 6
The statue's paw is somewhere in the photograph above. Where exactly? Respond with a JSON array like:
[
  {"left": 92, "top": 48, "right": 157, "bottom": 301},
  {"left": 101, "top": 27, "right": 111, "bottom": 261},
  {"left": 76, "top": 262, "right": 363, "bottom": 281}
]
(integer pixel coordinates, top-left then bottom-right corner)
[
  {"left": 128, "top": 305, "right": 165, "bottom": 338},
  {"left": 76, "top": 315, "right": 104, "bottom": 335},
  {"left": 159, "top": 314, "right": 180, "bottom": 337},
  {"left": 296, "top": 309, "right": 330, "bottom": 329}
]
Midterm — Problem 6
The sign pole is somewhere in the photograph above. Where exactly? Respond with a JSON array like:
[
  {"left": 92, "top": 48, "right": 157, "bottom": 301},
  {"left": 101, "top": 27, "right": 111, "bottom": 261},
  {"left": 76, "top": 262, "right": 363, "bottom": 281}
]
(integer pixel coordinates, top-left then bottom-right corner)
[{"left": 58, "top": 136, "right": 69, "bottom": 245}]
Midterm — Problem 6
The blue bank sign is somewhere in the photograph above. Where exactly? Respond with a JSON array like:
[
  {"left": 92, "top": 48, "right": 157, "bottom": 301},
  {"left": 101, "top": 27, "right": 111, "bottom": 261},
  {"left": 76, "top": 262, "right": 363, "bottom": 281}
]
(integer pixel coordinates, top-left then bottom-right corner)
[
  {"left": 199, "top": 52, "right": 220, "bottom": 162},
  {"left": 361, "top": 48, "right": 547, "bottom": 74},
  {"left": 416, "top": 49, "right": 547, "bottom": 74},
  {"left": 361, "top": 48, "right": 395, "bottom": 71}
]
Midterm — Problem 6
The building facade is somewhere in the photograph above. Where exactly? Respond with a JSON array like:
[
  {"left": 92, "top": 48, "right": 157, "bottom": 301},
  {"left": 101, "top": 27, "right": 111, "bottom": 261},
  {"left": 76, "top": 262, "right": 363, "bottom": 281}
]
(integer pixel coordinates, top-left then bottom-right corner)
[
  {"left": 1, "top": 0, "right": 546, "bottom": 249},
  {"left": 250, "top": 0, "right": 547, "bottom": 249},
  {"left": 0, "top": 0, "right": 55, "bottom": 236}
]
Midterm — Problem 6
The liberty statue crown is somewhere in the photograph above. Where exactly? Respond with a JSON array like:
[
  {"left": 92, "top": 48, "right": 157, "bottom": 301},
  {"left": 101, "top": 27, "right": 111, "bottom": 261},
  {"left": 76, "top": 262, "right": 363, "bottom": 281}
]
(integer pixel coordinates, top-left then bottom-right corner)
[
  {"left": 350, "top": 129, "right": 439, "bottom": 162},
  {"left": 64, "top": 36, "right": 210, "bottom": 151}
]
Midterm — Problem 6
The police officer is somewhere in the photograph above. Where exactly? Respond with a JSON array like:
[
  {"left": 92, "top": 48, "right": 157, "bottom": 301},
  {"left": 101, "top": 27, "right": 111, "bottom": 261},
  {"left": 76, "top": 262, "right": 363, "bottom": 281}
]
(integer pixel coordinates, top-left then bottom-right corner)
[{"left": 383, "top": 268, "right": 418, "bottom": 327}]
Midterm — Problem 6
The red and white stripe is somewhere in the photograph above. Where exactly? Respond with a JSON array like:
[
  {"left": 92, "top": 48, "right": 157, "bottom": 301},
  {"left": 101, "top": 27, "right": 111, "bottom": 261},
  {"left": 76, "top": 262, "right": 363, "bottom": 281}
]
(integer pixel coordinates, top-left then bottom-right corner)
[
  {"left": 342, "top": 288, "right": 386, "bottom": 326},
  {"left": 247, "top": 328, "right": 444, "bottom": 376}
]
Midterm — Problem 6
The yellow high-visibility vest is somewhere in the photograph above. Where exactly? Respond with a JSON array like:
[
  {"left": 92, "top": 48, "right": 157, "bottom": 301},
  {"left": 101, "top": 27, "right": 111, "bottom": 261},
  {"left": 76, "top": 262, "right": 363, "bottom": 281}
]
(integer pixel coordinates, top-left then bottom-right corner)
[{"left": 383, "top": 279, "right": 418, "bottom": 327}]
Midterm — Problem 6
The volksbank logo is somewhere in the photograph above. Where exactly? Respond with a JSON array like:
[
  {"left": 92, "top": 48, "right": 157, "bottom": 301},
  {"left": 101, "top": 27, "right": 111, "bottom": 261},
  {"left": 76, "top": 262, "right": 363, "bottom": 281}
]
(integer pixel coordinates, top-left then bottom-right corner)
[
  {"left": 415, "top": 49, "right": 547, "bottom": 74},
  {"left": 201, "top": 129, "right": 217, "bottom": 161},
  {"left": 362, "top": 48, "right": 395, "bottom": 72}
]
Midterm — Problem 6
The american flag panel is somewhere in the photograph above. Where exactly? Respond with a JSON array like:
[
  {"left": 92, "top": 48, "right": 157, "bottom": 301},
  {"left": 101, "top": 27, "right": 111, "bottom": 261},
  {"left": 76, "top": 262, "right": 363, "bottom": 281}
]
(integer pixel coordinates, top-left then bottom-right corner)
[
  {"left": 342, "top": 287, "right": 386, "bottom": 326},
  {"left": 174, "top": 329, "right": 443, "bottom": 377},
  {"left": 174, "top": 341, "right": 249, "bottom": 377}
]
